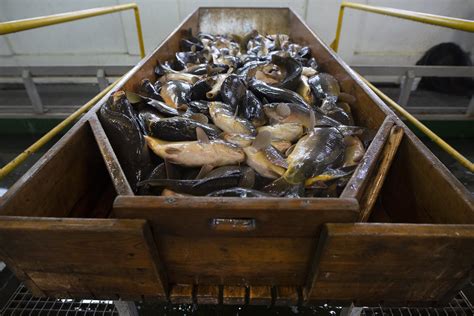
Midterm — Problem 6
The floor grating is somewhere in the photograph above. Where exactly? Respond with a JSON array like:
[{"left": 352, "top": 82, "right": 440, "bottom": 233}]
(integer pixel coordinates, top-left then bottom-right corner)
[{"left": 1, "top": 283, "right": 472, "bottom": 315}]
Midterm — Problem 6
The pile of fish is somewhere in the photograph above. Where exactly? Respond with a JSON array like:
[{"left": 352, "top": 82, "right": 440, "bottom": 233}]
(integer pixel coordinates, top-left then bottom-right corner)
[{"left": 99, "top": 30, "right": 372, "bottom": 198}]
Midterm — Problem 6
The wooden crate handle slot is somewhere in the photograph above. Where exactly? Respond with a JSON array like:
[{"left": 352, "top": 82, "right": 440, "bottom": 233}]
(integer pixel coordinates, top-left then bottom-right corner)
[
  {"left": 209, "top": 218, "right": 257, "bottom": 232},
  {"left": 358, "top": 125, "right": 404, "bottom": 222}
]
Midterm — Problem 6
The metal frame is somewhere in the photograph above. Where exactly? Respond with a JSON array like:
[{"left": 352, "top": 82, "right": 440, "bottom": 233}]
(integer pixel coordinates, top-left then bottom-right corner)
[
  {"left": 331, "top": 2, "right": 474, "bottom": 52},
  {"left": 1, "top": 65, "right": 473, "bottom": 118},
  {"left": 0, "top": 3, "right": 145, "bottom": 58}
]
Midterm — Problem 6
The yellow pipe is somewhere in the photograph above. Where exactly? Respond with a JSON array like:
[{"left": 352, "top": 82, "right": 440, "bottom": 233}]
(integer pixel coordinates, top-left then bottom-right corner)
[
  {"left": 359, "top": 74, "right": 474, "bottom": 172},
  {"left": 0, "top": 3, "right": 145, "bottom": 58},
  {"left": 331, "top": 2, "right": 474, "bottom": 52},
  {"left": 0, "top": 78, "right": 121, "bottom": 181}
]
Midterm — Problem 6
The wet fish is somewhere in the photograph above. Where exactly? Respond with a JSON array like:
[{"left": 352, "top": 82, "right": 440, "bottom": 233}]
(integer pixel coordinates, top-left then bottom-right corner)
[
  {"left": 243, "top": 131, "right": 286, "bottom": 179},
  {"left": 271, "top": 54, "right": 302, "bottom": 90},
  {"left": 99, "top": 91, "right": 151, "bottom": 191},
  {"left": 126, "top": 91, "right": 180, "bottom": 117},
  {"left": 160, "top": 80, "right": 191, "bottom": 109},
  {"left": 220, "top": 74, "right": 247, "bottom": 112},
  {"left": 139, "top": 166, "right": 255, "bottom": 195},
  {"left": 257, "top": 123, "right": 304, "bottom": 143},
  {"left": 207, "top": 187, "right": 271, "bottom": 197},
  {"left": 143, "top": 116, "right": 220, "bottom": 141},
  {"left": 249, "top": 79, "right": 310, "bottom": 108},
  {"left": 208, "top": 101, "right": 256, "bottom": 135},
  {"left": 263, "top": 103, "right": 339, "bottom": 128},
  {"left": 308, "top": 73, "right": 341, "bottom": 102},
  {"left": 145, "top": 135, "right": 245, "bottom": 167},
  {"left": 241, "top": 90, "right": 267, "bottom": 127},
  {"left": 343, "top": 136, "right": 365, "bottom": 167},
  {"left": 284, "top": 127, "right": 345, "bottom": 184}
]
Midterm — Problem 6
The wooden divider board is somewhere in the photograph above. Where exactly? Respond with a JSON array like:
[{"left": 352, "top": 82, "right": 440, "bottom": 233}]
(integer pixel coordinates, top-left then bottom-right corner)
[
  {"left": 0, "top": 218, "right": 168, "bottom": 299},
  {"left": 306, "top": 223, "right": 474, "bottom": 305}
]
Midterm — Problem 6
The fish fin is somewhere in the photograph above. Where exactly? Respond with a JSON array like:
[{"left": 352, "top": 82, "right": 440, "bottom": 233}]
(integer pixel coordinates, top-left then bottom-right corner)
[
  {"left": 276, "top": 103, "right": 291, "bottom": 118},
  {"left": 309, "top": 108, "right": 316, "bottom": 129},
  {"left": 164, "top": 159, "right": 179, "bottom": 179},
  {"left": 263, "top": 177, "right": 304, "bottom": 197},
  {"left": 337, "top": 125, "right": 366, "bottom": 137},
  {"left": 252, "top": 130, "right": 272, "bottom": 151},
  {"left": 264, "top": 147, "right": 289, "bottom": 169},
  {"left": 190, "top": 113, "right": 209, "bottom": 124},
  {"left": 165, "top": 147, "right": 182, "bottom": 155},
  {"left": 125, "top": 91, "right": 144, "bottom": 104},
  {"left": 177, "top": 104, "right": 189, "bottom": 112},
  {"left": 196, "top": 127, "right": 210, "bottom": 143},
  {"left": 196, "top": 164, "right": 213, "bottom": 179},
  {"left": 284, "top": 143, "right": 296, "bottom": 157},
  {"left": 239, "top": 167, "right": 256, "bottom": 188},
  {"left": 233, "top": 104, "right": 240, "bottom": 118}
]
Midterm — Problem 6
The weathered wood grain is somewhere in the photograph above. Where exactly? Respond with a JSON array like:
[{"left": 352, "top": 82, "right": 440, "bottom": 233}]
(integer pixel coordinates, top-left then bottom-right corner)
[
  {"left": 223, "top": 286, "right": 246, "bottom": 305},
  {"left": 275, "top": 286, "right": 299, "bottom": 306},
  {"left": 196, "top": 285, "right": 220, "bottom": 305},
  {"left": 170, "top": 284, "right": 194, "bottom": 304},
  {"left": 358, "top": 125, "right": 404, "bottom": 222},
  {"left": 0, "top": 218, "right": 168, "bottom": 298},
  {"left": 249, "top": 286, "right": 273, "bottom": 305},
  {"left": 306, "top": 223, "right": 474, "bottom": 305}
]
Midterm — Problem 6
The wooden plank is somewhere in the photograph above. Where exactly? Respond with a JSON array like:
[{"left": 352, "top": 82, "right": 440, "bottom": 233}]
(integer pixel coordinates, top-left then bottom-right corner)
[
  {"left": 223, "top": 286, "right": 246, "bottom": 305},
  {"left": 89, "top": 115, "right": 133, "bottom": 196},
  {"left": 275, "top": 286, "right": 299, "bottom": 306},
  {"left": 381, "top": 134, "right": 474, "bottom": 224},
  {"left": 170, "top": 284, "right": 194, "bottom": 304},
  {"left": 358, "top": 125, "right": 404, "bottom": 222},
  {"left": 0, "top": 123, "right": 112, "bottom": 218},
  {"left": 196, "top": 285, "right": 220, "bottom": 305},
  {"left": 0, "top": 218, "right": 168, "bottom": 298},
  {"left": 249, "top": 286, "right": 273, "bottom": 306},
  {"left": 306, "top": 223, "right": 474, "bottom": 305},
  {"left": 114, "top": 196, "right": 359, "bottom": 237},
  {"left": 340, "top": 117, "right": 394, "bottom": 200}
]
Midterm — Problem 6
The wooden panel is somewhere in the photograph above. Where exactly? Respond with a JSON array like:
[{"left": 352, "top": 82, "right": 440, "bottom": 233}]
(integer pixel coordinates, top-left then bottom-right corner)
[
  {"left": 114, "top": 196, "right": 358, "bottom": 237},
  {"left": 89, "top": 115, "right": 133, "bottom": 196},
  {"left": 196, "top": 285, "right": 220, "bottom": 305},
  {"left": 170, "top": 284, "right": 194, "bottom": 304},
  {"left": 114, "top": 196, "right": 358, "bottom": 285},
  {"left": 0, "top": 123, "right": 115, "bottom": 218},
  {"left": 249, "top": 286, "right": 273, "bottom": 305},
  {"left": 275, "top": 286, "right": 299, "bottom": 306},
  {"left": 223, "top": 286, "right": 246, "bottom": 305},
  {"left": 307, "top": 223, "right": 474, "bottom": 305},
  {"left": 0, "top": 218, "right": 168, "bottom": 298},
  {"left": 381, "top": 134, "right": 474, "bottom": 224}
]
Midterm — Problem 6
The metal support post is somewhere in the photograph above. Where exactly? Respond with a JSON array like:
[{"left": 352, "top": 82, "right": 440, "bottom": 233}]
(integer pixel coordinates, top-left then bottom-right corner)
[
  {"left": 97, "top": 68, "right": 109, "bottom": 90},
  {"left": 398, "top": 70, "right": 415, "bottom": 106},
  {"left": 467, "top": 95, "right": 474, "bottom": 117},
  {"left": 21, "top": 69, "right": 45, "bottom": 114}
]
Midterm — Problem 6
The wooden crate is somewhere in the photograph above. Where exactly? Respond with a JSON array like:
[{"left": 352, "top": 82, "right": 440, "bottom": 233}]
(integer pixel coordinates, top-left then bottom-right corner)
[{"left": 0, "top": 8, "right": 472, "bottom": 306}]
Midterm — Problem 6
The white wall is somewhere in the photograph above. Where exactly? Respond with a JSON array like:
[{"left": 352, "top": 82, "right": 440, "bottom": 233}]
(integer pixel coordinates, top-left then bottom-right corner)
[{"left": 0, "top": 0, "right": 473, "bottom": 67}]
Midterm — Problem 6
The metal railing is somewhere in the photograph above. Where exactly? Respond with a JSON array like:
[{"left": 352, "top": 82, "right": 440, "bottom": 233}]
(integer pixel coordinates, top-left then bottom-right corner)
[
  {"left": 330, "top": 2, "right": 474, "bottom": 172},
  {"left": 0, "top": 3, "right": 145, "bottom": 58},
  {"left": 331, "top": 2, "right": 474, "bottom": 52},
  {"left": 0, "top": 3, "right": 145, "bottom": 180}
]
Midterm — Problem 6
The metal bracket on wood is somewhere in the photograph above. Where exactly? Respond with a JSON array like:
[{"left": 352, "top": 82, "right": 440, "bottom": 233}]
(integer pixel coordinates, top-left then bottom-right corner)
[
  {"left": 97, "top": 68, "right": 109, "bottom": 91},
  {"left": 398, "top": 69, "right": 416, "bottom": 106},
  {"left": 21, "top": 69, "right": 45, "bottom": 114},
  {"left": 113, "top": 300, "right": 139, "bottom": 316}
]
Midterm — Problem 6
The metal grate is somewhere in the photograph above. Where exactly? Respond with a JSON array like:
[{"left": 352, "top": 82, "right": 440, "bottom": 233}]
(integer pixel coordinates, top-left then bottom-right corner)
[
  {"left": 361, "top": 291, "right": 474, "bottom": 316},
  {"left": 0, "top": 284, "right": 118, "bottom": 316}
]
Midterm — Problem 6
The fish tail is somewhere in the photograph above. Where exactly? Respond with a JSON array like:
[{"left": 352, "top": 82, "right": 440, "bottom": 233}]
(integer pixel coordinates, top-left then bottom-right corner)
[{"left": 263, "top": 177, "right": 304, "bottom": 197}]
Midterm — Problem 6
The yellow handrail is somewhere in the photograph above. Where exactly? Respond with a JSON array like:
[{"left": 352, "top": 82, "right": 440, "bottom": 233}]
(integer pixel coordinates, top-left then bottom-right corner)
[
  {"left": 0, "top": 3, "right": 145, "bottom": 58},
  {"left": 331, "top": 2, "right": 474, "bottom": 52},
  {"left": 358, "top": 74, "right": 474, "bottom": 172},
  {"left": 0, "top": 78, "right": 121, "bottom": 181}
]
